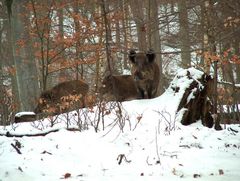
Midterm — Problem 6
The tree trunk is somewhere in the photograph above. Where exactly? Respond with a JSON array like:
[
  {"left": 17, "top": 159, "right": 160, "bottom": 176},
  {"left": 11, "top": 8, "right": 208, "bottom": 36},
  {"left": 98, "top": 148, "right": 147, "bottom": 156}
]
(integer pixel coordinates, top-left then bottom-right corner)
[
  {"left": 149, "top": 0, "right": 164, "bottom": 95},
  {"left": 199, "top": 2, "right": 205, "bottom": 66},
  {"left": 178, "top": 0, "right": 191, "bottom": 68},
  {"left": 57, "top": 1, "right": 66, "bottom": 81},
  {"left": 73, "top": 3, "right": 82, "bottom": 80},
  {"left": 11, "top": 1, "right": 39, "bottom": 111},
  {"left": 2, "top": 10, "right": 20, "bottom": 122},
  {"left": 101, "top": 0, "right": 113, "bottom": 74},
  {"left": 121, "top": 0, "right": 129, "bottom": 70},
  {"left": 0, "top": 25, "right": 6, "bottom": 124},
  {"left": 94, "top": 5, "right": 103, "bottom": 93},
  {"left": 234, "top": 37, "right": 240, "bottom": 83},
  {"left": 129, "top": 0, "right": 147, "bottom": 51}
]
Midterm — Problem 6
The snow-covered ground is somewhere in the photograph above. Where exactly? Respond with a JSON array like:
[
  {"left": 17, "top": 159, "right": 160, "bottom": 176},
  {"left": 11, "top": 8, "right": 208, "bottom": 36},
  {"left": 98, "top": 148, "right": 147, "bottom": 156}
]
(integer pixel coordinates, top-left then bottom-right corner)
[{"left": 0, "top": 68, "right": 240, "bottom": 181}]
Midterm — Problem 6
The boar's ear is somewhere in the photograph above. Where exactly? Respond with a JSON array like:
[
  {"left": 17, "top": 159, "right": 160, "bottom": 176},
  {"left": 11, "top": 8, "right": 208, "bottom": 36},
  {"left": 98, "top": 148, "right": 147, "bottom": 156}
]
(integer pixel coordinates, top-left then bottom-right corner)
[
  {"left": 146, "top": 49, "right": 156, "bottom": 63},
  {"left": 129, "top": 49, "right": 136, "bottom": 63},
  {"left": 104, "top": 71, "right": 112, "bottom": 79}
]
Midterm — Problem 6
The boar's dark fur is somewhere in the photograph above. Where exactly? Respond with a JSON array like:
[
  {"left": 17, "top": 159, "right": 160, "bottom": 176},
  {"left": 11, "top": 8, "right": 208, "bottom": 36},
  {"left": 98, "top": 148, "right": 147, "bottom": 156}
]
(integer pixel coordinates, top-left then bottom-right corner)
[
  {"left": 34, "top": 80, "right": 89, "bottom": 115},
  {"left": 100, "top": 74, "right": 139, "bottom": 101},
  {"left": 129, "top": 49, "right": 160, "bottom": 99}
]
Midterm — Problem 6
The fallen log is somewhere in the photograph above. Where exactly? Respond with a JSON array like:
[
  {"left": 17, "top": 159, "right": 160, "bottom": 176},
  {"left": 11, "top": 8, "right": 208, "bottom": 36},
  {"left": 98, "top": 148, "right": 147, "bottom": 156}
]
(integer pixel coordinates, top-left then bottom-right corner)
[
  {"left": 0, "top": 128, "right": 80, "bottom": 137},
  {"left": 14, "top": 112, "right": 36, "bottom": 123}
]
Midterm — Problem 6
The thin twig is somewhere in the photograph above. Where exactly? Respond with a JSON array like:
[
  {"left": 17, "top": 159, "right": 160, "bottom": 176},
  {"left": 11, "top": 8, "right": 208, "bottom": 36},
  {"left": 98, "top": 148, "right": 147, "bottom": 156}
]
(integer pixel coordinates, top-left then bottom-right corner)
[
  {"left": 155, "top": 128, "right": 161, "bottom": 165},
  {"left": 11, "top": 143, "right": 22, "bottom": 154}
]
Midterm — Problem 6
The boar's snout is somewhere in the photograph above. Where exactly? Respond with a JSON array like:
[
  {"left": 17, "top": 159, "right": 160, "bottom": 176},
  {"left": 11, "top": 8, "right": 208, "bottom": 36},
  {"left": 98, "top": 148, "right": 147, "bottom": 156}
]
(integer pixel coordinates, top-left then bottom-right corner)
[
  {"left": 128, "top": 49, "right": 160, "bottom": 99},
  {"left": 133, "top": 70, "right": 143, "bottom": 81}
]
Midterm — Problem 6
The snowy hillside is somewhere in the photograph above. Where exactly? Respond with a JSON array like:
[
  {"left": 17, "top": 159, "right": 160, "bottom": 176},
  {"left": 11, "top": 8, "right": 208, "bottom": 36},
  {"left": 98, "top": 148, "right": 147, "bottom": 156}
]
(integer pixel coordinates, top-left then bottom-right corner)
[{"left": 0, "top": 68, "right": 240, "bottom": 181}]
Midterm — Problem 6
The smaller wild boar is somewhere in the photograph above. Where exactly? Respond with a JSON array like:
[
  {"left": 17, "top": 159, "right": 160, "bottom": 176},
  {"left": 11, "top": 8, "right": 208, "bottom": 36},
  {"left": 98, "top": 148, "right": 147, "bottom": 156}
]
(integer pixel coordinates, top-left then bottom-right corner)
[
  {"left": 34, "top": 80, "right": 89, "bottom": 115},
  {"left": 129, "top": 49, "right": 160, "bottom": 99},
  {"left": 100, "top": 74, "right": 140, "bottom": 102}
]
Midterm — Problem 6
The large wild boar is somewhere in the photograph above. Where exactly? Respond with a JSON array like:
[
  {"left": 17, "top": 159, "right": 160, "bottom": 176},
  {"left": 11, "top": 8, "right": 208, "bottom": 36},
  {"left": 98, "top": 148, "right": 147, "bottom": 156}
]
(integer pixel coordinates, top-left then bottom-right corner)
[
  {"left": 100, "top": 74, "right": 140, "bottom": 101},
  {"left": 34, "top": 80, "right": 89, "bottom": 115},
  {"left": 129, "top": 49, "right": 160, "bottom": 99}
]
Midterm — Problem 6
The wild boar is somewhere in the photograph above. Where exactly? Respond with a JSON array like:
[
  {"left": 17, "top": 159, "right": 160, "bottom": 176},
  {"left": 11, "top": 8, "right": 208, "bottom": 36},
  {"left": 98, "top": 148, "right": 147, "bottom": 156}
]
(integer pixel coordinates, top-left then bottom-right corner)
[
  {"left": 100, "top": 74, "right": 140, "bottom": 101},
  {"left": 129, "top": 49, "right": 160, "bottom": 99},
  {"left": 34, "top": 80, "right": 89, "bottom": 115}
]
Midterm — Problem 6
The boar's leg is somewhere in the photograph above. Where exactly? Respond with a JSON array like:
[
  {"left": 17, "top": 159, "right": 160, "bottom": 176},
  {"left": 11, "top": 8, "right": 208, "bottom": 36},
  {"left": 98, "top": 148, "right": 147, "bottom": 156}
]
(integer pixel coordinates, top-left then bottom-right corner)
[
  {"left": 147, "top": 89, "right": 152, "bottom": 99},
  {"left": 138, "top": 87, "right": 149, "bottom": 99},
  {"left": 137, "top": 87, "right": 145, "bottom": 99},
  {"left": 147, "top": 86, "right": 156, "bottom": 99}
]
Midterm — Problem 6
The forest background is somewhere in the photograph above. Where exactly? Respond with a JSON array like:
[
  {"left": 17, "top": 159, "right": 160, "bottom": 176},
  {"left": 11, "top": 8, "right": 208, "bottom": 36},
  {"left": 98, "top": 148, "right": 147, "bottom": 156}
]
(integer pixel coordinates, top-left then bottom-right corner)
[{"left": 0, "top": 0, "right": 239, "bottom": 125}]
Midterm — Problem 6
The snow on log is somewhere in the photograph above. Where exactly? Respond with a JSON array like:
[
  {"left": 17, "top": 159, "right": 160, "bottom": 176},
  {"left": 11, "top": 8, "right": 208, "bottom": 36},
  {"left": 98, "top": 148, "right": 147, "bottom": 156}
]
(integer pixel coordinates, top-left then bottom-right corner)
[
  {"left": 14, "top": 112, "right": 36, "bottom": 123},
  {"left": 170, "top": 68, "right": 221, "bottom": 129},
  {"left": 0, "top": 128, "right": 80, "bottom": 137}
]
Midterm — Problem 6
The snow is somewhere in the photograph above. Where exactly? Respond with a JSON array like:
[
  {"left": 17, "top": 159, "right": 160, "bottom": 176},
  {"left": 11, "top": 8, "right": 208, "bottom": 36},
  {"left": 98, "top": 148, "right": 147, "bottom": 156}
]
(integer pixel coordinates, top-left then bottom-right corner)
[
  {"left": 1, "top": 68, "right": 240, "bottom": 181},
  {"left": 221, "top": 104, "right": 240, "bottom": 113},
  {"left": 15, "top": 112, "right": 36, "bottom": 118},
  {"left": 122, "top": 69, "right": 131, "bottom": 75}
]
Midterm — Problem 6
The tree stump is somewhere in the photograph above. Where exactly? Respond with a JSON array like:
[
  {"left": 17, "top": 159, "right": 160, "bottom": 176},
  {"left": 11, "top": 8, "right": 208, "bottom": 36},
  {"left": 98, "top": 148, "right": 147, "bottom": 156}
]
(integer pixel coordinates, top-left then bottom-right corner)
[{"left": 172, "top": 68, "right": 221, "bottom": 129}]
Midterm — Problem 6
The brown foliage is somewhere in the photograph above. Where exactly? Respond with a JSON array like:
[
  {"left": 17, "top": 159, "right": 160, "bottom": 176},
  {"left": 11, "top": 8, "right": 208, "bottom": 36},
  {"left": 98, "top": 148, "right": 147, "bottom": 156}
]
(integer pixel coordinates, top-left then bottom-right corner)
[{"left": 129, "top": 49, "right": 160, "bottom": 99}]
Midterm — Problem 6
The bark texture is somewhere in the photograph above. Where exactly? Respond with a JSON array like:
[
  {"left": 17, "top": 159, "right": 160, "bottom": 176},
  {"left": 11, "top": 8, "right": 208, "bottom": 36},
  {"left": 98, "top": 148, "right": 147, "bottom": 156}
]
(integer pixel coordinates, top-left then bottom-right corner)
[{"left": 173, "top": 69, "right": 221, "bottom": 130}]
